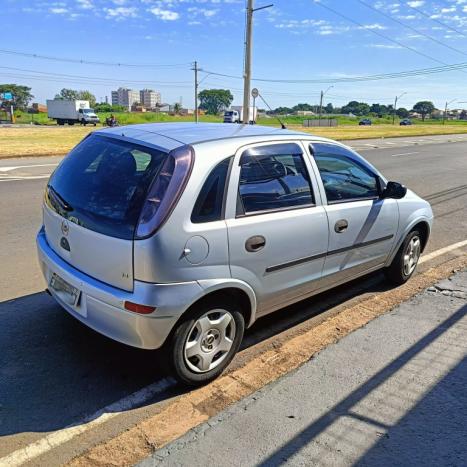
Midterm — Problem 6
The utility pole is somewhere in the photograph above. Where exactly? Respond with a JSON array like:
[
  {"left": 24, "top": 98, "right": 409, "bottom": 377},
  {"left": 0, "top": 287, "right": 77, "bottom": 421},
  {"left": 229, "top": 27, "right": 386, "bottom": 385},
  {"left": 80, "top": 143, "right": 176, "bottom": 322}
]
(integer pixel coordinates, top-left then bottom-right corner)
[
  {"left": 193, "top": 61, "right": 199, "bottom": 123},
  {"left": 393, "top": 92, "right": 406, "bottom": 125},
  {"left": 243, "top": 0, "right": 254, "bottom": 124},
  {"left": 319, "top": 90, "right": 324, "bottom": 123},
  {"left": 242, "top": 1, "right": 273, "bottom": 124},
  {"left": 443, "top": 99, "right": 456, "bottom": 125},
  {"left": 319, "top": 86, "right": 333, "bottom": 125}
]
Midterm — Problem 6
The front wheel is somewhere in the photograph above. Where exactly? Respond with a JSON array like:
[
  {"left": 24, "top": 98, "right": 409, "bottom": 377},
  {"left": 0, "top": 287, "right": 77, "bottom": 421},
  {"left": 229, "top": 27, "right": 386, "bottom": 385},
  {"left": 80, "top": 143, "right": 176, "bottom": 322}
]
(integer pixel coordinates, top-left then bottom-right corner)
[
  {"left": 169, "top": 300, "right": 245, "bottom": 386},
  {"left": 384, "top": 230, "right": 422, "bottom": 285}
]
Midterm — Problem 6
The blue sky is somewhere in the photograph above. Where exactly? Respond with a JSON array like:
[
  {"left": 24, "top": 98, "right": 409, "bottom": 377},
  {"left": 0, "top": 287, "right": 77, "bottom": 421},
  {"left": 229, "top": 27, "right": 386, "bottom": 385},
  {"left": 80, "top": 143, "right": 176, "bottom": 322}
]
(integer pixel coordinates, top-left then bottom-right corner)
[{"left": 2, "top": 0, "right": 467, "bottom": 110}]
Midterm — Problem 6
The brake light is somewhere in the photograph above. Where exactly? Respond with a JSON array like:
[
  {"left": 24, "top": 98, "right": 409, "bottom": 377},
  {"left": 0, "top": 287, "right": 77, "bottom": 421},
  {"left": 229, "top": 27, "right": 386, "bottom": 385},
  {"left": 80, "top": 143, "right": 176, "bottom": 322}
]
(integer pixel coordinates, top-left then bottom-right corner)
[
  {"left": 124, "top": 301, "right": 156, "bottom": 314},
  {"left": 135, "top": 145, "right": 194, "bottom": 239}
]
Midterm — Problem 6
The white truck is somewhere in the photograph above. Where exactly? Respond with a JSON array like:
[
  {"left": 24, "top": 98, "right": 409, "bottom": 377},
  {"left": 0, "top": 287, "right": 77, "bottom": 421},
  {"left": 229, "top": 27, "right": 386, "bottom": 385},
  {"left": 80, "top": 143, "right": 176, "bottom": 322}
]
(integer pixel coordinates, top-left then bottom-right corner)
[
  {"left": 223, "top": 106, "right": 257, "bottom": 124},
  {"left": 47, "top": 99, "right": 99, "bottom": 126}
]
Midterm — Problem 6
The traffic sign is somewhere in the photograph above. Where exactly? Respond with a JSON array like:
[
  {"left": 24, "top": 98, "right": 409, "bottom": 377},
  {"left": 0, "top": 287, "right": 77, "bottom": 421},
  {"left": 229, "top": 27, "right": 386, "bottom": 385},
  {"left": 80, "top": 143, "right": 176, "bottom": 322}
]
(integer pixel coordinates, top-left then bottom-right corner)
[
  {"left": 0, "top": 92, "right": 13, "bottom": 101},
  {"left": 251, "top": 88, "right": 259, "bottom": 98}
]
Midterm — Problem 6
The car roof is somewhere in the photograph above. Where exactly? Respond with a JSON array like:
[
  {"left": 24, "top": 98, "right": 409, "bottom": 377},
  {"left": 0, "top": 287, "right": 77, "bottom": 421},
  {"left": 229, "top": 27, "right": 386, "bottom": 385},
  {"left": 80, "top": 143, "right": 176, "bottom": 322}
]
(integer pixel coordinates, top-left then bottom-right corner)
[{"left": 95, "top": 122, "right": 335, "bottom": 150}]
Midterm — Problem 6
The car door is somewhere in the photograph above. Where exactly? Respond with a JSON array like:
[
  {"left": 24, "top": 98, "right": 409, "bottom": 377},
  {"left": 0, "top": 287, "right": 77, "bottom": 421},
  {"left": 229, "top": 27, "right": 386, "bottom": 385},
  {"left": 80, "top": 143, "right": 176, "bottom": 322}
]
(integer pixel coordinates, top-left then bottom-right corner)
[
  {"left": 308, "top": 142, "right": 398, "bottom": 287},
  {"left": 225, "top": 141, "right": 329, "bottom": 317}
]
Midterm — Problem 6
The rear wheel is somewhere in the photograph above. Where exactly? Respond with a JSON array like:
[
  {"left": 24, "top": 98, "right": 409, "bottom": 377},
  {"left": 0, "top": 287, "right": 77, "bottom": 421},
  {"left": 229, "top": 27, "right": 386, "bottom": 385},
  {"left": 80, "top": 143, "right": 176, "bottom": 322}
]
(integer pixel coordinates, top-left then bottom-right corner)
[
  {"left": 384, "top": 230, "right": 422, "bottom": 285},
  {"left": 169, "top": 300, "right": 245, "bottom": 386}
]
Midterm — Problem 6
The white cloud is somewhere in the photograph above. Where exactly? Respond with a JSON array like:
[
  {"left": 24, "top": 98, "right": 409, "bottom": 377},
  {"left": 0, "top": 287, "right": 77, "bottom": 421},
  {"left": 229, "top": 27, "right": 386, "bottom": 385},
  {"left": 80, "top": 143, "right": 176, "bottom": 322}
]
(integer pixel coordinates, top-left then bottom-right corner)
[
  {"left": 188, "top": 7, "right": 219, "bottom": 18},
  {"left": 368, "top": 44, "right": 403, "bottom": 49},
  {"left": 407, "top": 1, "right": 424, "bottom": 7},
  {"left": 148, "top": 7, "right": 180, "bottom": 20},
  {"left": 77, "top": 0, "right": 94, "bottom": 9},
  {"left": 104, "top": 6, "right": 138, "bottom": 19},
  {"left": 358, "top": 23, "right": 387, "bottom": 30},
  {"left": 49, "top": 7, "right": 68, "bottom": 14}
]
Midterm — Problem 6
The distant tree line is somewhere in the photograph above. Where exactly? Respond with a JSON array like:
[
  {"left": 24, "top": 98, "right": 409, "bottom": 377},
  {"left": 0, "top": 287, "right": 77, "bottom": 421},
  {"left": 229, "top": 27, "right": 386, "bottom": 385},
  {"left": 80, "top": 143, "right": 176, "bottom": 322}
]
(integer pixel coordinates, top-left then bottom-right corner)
[{"left": 270, "top": 100, "right": 439, "bottom": 121}]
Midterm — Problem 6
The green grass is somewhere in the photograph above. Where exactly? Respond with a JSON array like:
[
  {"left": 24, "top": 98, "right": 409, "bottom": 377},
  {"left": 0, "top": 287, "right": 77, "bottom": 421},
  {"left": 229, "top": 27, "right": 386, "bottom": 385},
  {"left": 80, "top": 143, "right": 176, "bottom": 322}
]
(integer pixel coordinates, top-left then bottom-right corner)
[{"left": 13, "top": 110, "right": 467, "bottom": 127}]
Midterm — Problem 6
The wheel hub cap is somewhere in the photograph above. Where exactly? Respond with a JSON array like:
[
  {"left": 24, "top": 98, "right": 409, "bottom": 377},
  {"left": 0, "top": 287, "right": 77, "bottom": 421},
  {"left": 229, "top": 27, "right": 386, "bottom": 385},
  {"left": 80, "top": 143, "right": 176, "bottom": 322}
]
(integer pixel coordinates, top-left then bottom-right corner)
[{"left": 183, "top": 310, "right": 236, "bottom": 374}]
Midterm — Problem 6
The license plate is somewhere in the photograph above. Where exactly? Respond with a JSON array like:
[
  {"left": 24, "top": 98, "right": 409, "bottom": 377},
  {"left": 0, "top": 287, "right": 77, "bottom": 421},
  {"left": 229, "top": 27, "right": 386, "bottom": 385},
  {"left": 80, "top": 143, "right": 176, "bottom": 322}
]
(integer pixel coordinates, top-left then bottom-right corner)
[{"left": 50, "top": 273, "right": 81, "bottom": 307}]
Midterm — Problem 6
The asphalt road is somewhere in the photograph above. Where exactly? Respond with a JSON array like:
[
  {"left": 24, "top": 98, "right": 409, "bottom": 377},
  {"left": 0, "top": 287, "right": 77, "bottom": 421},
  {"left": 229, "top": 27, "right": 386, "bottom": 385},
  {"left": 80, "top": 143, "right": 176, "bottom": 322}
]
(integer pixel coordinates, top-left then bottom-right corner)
[{"left": 0, "top": 136, "right": 466, "bottom": 465}]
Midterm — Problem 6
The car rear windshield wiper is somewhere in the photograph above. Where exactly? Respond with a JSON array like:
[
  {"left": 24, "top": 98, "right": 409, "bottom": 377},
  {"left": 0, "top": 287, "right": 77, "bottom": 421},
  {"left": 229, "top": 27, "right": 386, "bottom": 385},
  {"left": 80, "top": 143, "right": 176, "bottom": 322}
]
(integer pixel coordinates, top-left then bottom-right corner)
[{"left": 48, "top": 185, "right": 73, "bottom": 211}]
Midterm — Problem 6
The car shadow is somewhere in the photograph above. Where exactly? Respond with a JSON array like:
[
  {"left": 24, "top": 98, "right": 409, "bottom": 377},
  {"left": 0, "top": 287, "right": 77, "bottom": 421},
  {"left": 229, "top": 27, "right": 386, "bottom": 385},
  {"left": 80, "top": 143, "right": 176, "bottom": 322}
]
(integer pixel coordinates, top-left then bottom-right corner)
[
  {"left": 0, "top": 271, "right": 391, "bottom": 437},
  {"left": 256, "top": 303, "right": 467, "bottom": 467}
]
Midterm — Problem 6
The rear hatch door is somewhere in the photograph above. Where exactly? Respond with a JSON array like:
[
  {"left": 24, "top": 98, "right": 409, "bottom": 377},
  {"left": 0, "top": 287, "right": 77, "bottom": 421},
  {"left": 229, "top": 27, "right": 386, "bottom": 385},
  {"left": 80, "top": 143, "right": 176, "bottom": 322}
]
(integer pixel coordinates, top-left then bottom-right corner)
[{"left": 44, "top": 133, "right": 168, "bottom": 291}]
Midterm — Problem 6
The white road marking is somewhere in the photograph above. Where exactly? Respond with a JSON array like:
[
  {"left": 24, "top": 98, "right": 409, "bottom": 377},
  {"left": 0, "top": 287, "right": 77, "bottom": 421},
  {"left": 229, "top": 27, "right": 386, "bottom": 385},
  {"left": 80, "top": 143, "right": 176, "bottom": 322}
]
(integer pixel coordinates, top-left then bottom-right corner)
[
  {"left": 0, "top": 163, "right": 58, "bottom": 172},
  {"left": 419, "top": 240, "right": 467, "bottom": 264},
  {"left": 2, "top": 240, "right": 467, "bottom": 466},
  {"left": 0, "top": 378, "right": 175, "bottom": 467},
  {"left": 391, "top": 152, "right": 419, "bottom": 157},
  {"left": 0, "top": 175, "right": 50, "bottom": 182}
]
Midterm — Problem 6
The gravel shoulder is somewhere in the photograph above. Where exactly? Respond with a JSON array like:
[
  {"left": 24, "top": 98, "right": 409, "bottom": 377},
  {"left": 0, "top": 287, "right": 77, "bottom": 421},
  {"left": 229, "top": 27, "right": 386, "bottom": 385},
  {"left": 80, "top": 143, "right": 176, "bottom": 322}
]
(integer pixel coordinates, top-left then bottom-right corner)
[{"left": 140, "top": 271, "right": 467, "bottom": 467}]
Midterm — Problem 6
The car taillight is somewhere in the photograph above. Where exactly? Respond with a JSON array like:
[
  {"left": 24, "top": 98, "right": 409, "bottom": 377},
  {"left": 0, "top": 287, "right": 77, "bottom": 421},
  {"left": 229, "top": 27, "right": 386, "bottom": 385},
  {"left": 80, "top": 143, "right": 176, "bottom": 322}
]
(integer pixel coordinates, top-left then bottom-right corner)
[
  {"left": 124, "top": 301, "right": 156, "bottom": 314},
  {"left": 135, "top": 145, "right": 194, "bottom": 239}
]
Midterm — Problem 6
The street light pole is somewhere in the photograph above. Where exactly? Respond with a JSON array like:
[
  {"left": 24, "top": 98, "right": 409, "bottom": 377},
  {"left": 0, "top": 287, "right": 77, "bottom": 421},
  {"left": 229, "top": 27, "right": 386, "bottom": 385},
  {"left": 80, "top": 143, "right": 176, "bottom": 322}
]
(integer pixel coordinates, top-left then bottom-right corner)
[
  {"left": 319, "top": 86, "right": 333, "bottom": 124},
  {"left": 443, "top": 99, "right": 457, "bottom": 125},
  {"left": 393, "top": 92, "right": 406, "bottom": 125},
  {"left": 242, "top": 1, "right": 273, "bottom": 124},
  {"left": 193, "top": 61, "right": 199, "bottom": 123}
]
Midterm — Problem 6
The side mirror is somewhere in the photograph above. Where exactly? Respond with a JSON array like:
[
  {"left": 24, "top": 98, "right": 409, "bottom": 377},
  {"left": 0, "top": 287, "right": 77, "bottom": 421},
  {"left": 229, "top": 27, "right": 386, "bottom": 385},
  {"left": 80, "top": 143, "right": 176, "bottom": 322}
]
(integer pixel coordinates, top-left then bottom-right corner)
[{"left": 381, "top": 181, "right": 407, "bottom": 199}]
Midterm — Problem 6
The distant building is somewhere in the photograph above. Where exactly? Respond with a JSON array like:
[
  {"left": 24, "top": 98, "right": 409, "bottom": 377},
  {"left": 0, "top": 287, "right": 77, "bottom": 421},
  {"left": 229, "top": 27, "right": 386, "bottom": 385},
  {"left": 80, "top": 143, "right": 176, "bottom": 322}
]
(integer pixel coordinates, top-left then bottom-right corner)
[
  {"left": 140, "top": 89, "right": 161, "bottom": 110},
  {"left": 111, "top": 88, "right": 140, "bottom": 111}
]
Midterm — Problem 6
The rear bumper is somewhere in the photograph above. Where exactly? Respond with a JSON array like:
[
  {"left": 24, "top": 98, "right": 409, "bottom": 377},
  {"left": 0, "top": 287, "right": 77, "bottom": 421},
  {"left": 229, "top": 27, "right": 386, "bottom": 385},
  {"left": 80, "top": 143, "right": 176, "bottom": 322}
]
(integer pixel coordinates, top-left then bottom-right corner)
[{"left": 36, "top": 227, "right": 203, "bottom": 349}]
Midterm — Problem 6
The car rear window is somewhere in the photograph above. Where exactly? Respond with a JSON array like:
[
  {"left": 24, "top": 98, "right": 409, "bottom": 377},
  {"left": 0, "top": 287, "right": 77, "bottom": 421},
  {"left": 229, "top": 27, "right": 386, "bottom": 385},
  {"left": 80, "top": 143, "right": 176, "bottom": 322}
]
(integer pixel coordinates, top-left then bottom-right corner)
[{"left": 47, "top": 134, "right": 167, "bottom": 239}]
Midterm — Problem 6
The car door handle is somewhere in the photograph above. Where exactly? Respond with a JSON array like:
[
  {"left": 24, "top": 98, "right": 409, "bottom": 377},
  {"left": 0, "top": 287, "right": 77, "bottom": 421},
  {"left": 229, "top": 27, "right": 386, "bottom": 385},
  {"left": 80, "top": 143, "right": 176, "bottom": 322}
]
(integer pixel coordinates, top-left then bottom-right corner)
[
  {"left": 335, "top": 219, "right": 349, "bottom": 233},
  {"left": 245, "top": 235, "right": 266, "bottom": 252}
]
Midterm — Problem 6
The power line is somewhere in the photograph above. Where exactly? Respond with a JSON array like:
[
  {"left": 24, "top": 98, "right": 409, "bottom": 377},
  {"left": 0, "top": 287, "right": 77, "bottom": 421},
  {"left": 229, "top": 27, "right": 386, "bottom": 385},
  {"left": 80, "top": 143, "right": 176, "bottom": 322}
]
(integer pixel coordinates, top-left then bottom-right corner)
[
  {"left": 0, "top": 66, "right": 191, "bottom": 84},
  {"left": 358, "top": 0, "right": 467, "bottom": 58},
  {"left": 0, "top": 72, "right": 193, "bottom": 88},
  {"left": 0, "top": 48, "right": 190, "bottom": 68},
  {"left": 312, "top": 0, "right": 460, "bottom": 68},
  {"left": 200, "top": 60, "right": 467, "bottom": 83},
  {"left": 404, "top": 2, "right": 467, "bottom": 39}
]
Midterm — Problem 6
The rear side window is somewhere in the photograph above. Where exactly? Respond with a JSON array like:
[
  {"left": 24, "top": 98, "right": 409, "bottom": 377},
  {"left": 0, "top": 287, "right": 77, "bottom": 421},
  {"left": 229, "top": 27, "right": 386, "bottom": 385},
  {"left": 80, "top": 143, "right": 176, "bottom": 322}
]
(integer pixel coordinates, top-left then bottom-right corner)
[
  {"left": 191, "top": 157, "right": 232, "bottom": 223},
  {"left": 47, "top": 134, "right": 167, "bottom": 239},
  {"left": 237, "top": 143, "right": 314, "bottom": 215}
]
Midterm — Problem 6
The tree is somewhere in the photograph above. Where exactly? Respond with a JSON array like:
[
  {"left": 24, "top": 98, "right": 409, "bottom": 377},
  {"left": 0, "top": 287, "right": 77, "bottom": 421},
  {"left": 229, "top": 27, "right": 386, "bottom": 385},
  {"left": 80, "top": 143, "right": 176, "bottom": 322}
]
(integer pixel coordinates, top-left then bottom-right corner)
[
  {"left": 460, "top": 110, "right": 467, "bottom": 121},
  {"left": 94, "top": 103, "right": 125, "bottom": 113},
  {"left": 273, "top": 106, "right": 293, "bottom": 114},
  {"left": 55, "top": 88, "right": 96, "bottom": 106},
  {"left": 0, "top": 84, "right": 34, "bottom": 110},
  {"left": 412, "top": 101, "right": 435, "bottom": 121},
  {"left": 78, "top": 90, "right": 96, "bottom": 107},
  {"left": 198, "top": 89, "right": 233, "bottom": 115},
  {"left": 396, "top": 107, "right": 409, "bottom": 118},
  {"left": 370, "top": 103, "right": 388, "bottom": 116},
  {"left": 341, "top": 101, "right": 371, "bottom": 116},
  {"left": 57, "top": 88, "right": 80, "bottom": 100},
  {"left": 173, "top": 102, "right": 182, "bottom": 114},
  {"left": 325, "top": 103, "right": 334, "bottom": 114},
  {"left": 293, "top": 103, "right": 313, "bottom": 112}
]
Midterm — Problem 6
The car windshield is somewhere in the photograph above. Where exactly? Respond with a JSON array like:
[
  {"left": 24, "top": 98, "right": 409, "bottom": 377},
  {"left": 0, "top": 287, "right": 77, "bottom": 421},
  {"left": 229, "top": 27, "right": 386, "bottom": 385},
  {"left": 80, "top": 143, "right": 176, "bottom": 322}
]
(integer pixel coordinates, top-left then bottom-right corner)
[
  {"left": 82, "top": 109, "right": 94, "bottom": 113},
  {"left": 46, "top": 134, "right": 167, "bottom": 239}
]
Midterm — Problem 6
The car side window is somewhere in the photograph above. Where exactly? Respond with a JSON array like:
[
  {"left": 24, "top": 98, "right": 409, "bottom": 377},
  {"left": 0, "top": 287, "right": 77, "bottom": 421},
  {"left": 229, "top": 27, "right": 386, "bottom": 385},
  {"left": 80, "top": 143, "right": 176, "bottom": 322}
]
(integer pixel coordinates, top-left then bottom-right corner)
[
  {"left": 237, "top": 143, "right": 315, "bottom": 215},
  {"left": 191, "top": 157, "right": 232, "bottom": 223},
  {"left": 312, "top": 143, "right": 379, "bottom": 203}
]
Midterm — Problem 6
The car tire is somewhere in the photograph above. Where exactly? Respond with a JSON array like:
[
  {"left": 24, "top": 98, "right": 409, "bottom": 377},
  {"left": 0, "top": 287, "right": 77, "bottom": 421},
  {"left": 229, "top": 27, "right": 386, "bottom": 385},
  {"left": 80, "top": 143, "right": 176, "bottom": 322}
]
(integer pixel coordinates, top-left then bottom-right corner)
[
  {"left": 169, "top": 299, "right": 245, "bottom": 386},
  {"left": 384, "top": 230, "right": 422, "bottom": 285}
]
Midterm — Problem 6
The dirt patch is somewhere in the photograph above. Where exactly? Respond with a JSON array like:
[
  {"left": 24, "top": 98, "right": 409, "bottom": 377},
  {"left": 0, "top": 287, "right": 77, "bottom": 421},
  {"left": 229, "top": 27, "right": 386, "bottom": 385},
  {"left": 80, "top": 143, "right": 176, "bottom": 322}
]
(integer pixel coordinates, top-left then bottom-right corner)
[{"left": 67, "top": 255, "right": 467, "bottom": 467}]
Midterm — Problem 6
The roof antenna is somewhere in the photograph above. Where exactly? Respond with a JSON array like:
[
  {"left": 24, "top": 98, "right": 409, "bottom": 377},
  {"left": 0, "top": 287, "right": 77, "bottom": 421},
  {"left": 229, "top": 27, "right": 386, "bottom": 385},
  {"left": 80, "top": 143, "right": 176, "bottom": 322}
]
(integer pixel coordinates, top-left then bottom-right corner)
[{"left": 257, "top": 91, "right": 287, "bottom": 129}]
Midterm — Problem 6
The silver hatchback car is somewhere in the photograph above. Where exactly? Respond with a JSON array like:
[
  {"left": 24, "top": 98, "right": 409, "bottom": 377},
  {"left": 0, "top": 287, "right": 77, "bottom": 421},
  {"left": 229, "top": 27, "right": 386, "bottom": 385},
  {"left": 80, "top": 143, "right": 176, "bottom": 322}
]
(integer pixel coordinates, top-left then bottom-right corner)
[{"left": 37, "top": 123, "right": 433, "bottom": 385}]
